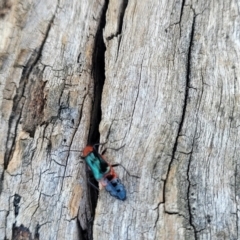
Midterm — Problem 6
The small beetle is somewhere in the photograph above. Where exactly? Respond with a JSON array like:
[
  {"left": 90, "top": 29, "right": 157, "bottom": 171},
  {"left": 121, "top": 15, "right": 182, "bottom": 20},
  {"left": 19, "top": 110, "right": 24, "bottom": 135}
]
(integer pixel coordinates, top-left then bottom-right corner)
[{"left": 82, "top": 145, "right": 127, "bottom": 201}]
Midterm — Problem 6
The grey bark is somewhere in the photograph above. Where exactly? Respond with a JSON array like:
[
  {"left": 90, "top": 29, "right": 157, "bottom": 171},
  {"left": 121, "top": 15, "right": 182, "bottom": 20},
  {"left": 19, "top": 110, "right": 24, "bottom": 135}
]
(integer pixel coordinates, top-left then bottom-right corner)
[{"left": 0, "top": 0, "right": 239, "bottom": 240}]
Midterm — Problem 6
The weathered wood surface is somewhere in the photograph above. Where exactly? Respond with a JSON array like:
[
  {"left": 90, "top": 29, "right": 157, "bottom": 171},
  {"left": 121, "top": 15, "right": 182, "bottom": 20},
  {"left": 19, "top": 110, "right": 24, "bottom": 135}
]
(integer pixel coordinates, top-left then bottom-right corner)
[
  {"left": 0, "top": 0, "right": 240, "bottom": 239},
  {"left": 0, "top": 0, "right": 104, "bottom": 239}
]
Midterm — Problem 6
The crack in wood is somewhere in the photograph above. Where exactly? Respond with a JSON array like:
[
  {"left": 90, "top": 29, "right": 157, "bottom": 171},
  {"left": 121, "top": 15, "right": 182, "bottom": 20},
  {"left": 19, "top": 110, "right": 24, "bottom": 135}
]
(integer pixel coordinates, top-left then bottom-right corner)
[
  {"left": 89, "top": 0, "right": 108, "bottom": 145},
  {"left": 77, "top": 0, "right": 110, "bottom": 239},
  {"left": 153, "top": 202, "right": 162, "bottom": 228},
  {"left": 163, "top": 8, "right": 197, "bottom": 239},
  {"left": 117, "top": 0, "right": 128, "bottom": 37},
  {"left": 185, "top": 13, "right": 197, "bottom": 240},
  {"left": 105, "top": 0, "right": 128, "bottom": 41},
  {"left": 179, "top": 0, "right": 186, "bottom": 24}
]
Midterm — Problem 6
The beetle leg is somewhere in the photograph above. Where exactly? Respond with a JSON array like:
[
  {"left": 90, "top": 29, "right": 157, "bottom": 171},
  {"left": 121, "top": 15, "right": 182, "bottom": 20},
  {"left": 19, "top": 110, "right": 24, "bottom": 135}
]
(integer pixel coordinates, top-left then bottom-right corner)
[
  {"left": 93, "top": 142, "right": 107, "bottom": 152},
  {"left": 87, "top": 179, "right": 99, "bottom": 191}
]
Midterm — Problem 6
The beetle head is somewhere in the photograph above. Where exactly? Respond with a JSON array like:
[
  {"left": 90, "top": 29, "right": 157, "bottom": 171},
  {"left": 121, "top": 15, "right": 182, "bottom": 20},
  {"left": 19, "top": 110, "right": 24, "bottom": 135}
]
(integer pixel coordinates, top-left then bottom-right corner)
[{"left": 82, "top": 145, "right": 94, "bottom": 158}]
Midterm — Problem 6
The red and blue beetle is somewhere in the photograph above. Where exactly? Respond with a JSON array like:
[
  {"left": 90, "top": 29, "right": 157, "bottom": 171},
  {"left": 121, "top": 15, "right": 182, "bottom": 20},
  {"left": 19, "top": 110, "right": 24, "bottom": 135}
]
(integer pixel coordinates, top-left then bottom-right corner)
[{"left": 82, "top": 145, "right": 127, "bottom": 201}]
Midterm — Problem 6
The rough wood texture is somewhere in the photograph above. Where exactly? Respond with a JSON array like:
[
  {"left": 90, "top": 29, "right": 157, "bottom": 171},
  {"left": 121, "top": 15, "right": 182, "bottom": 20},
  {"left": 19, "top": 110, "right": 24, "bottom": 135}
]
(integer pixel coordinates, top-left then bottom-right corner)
[
  {"left": 0, "top": 0, "right": 239, "bottom": 239},
  {"left": 0, "top": 0, "right": 104, "bottom": 239}
]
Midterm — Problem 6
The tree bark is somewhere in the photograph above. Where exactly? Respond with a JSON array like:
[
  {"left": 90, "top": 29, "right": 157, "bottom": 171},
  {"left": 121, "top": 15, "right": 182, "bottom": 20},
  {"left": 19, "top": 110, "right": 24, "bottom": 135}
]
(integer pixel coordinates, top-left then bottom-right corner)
[{"left": 0, "top": 0, "right": 239, "bottom": 240}]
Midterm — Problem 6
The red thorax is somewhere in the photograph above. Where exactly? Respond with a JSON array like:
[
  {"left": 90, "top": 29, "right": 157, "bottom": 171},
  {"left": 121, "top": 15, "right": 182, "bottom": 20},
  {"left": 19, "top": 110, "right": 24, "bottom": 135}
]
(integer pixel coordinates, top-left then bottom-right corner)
[{"left": 82, "top": 145, "right": 94, "bottom": 157}]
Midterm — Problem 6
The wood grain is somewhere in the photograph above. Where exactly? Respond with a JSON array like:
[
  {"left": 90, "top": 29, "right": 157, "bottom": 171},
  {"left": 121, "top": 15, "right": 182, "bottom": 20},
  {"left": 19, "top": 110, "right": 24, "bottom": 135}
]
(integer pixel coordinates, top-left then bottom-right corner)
[
  {"left": 0, "top": 0, "right": 239, "bottom": 239},
  {"left": 0, "top": 0, "right": 104, "bottom": 239}
]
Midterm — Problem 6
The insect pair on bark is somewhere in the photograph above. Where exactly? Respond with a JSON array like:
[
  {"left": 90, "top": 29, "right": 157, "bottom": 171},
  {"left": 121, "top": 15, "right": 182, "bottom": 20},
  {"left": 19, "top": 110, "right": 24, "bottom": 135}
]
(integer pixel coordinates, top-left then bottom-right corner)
[{"left": 66, "top": 143, "right": 139, "bottom": 201}]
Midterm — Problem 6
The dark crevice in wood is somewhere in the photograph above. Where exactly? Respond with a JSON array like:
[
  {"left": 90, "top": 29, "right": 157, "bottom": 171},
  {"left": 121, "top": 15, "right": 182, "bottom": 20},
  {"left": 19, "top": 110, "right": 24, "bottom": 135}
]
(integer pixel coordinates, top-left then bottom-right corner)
[
  {"left": 81, "top": 229, "right": 88, "bottom": 240},
  {"left": 12, "top": 223, "right": 39, "bottom": 240},
  {"left": 89, "top": 0, "right": 108, "bottom": 145},
  {"left": 81, "top": 0, "right": 109, "bottom": 240},
  {"left": 76, "top": 211, "right": 84, "bottom": 240},
  {"left": 13, "top": 194, "right": 21, "bottom": 217},
  {"left": 34, "top": 224, "right": 40, "bottom": 240}
]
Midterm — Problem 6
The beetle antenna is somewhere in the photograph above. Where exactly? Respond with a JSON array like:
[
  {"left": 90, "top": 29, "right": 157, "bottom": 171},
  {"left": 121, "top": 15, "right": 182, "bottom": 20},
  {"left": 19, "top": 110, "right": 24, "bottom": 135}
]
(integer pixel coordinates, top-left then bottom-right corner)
[
  {"left": 101, "top": 144, "right": 126, "bottom": 155},
  {"left": 60, "top": 150, "right": 82, "bottom": 153},
  {"left": 112, "top": 163, "right": 140, "bottom": 179},
  {"left": 105, "top": 144, "right": 126, "bottom": 151}
]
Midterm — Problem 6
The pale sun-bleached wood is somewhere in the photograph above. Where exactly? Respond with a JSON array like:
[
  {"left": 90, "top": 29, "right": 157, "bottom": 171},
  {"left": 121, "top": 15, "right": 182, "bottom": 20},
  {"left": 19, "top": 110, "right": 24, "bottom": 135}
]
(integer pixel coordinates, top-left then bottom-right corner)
[{"left": 0, "top": 0, "right": 240, "bottom": 240}]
